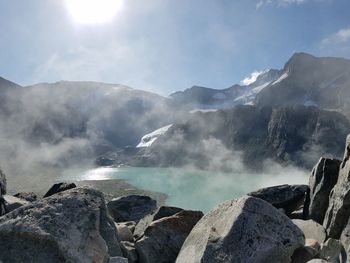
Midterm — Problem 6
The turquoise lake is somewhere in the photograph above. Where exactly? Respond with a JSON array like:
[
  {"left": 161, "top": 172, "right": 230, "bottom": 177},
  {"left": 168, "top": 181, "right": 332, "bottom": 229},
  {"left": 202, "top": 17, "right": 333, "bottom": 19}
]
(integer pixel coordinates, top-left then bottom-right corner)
[{"left": 66, "top": 166, "right": 308, "bottom": 212}]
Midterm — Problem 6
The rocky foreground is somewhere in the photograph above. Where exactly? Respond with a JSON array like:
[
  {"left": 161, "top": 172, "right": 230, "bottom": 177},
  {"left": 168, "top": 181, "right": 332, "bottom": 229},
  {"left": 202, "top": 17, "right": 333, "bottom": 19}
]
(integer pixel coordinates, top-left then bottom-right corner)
[{"left": 1, "top": 136, "right": 350, "bottom": 262}]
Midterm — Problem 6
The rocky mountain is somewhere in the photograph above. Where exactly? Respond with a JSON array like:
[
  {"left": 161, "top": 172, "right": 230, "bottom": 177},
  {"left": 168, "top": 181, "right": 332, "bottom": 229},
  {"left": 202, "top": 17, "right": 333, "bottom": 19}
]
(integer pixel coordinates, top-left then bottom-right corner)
[
  {"left": 1, "top": 52, "right": 350, "bottom": 175},
  {"left": 171, "top": 53, "right": 350, "bottom": 117},
  {"left": 134, "top": 105, "right": 350, "bottom": 170},
  {"left": 256, "top": 53, "right": 350, "bottom": 114},
  {"left": 0, "top": 79, "right": 182, "bottom": 176},
  {"left": 170, "top": 69, "right": 281, "bottom": 110}
]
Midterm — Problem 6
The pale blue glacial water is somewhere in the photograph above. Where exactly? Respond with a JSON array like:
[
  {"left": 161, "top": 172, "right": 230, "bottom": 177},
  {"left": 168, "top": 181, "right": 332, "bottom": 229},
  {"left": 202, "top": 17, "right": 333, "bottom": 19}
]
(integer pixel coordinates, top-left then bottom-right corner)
[{"left": 66, "top": 166, "right": 308, "bottom": 212}]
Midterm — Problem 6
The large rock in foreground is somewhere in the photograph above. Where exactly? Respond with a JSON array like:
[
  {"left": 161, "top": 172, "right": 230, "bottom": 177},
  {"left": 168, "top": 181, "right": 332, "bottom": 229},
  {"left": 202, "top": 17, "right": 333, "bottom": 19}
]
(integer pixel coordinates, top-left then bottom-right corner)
[
  {"left": 324, "top": 134, "right": 350, "bottom": 239},
  {"left": 107, "top": 195, "right": 157, "bottom": 223},
  {"left": 176, "top": 196, "right": 305, "bottom": 263},
  {"left": 303, "top": 157, "right": 341, "bottom": 224},
  {"left": 247, "top": 184, "right": 309, "bottom": 215},
  {"left": 136, "top": 210, "right": 203, "bottom": 263},
  {"left": 0, "top": 187, "right": 122, "bottom": 263}
]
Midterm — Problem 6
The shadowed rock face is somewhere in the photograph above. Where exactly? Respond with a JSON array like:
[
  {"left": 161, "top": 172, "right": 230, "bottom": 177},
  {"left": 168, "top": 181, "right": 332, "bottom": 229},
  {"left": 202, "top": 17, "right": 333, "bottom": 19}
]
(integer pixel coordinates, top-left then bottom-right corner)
[
  {"left": 256, "top": 53, "right": 350, "bottom": 116},
  {"left": 323, "top": 135, "right": 350, "bottom": 239},
  {"left": 43, "top": 182, "right": 77, "bottom": 198},
  {"left": 303, "top": 157, "right": 341, "bottom": 224},
  {"left": 107, "top": 195, "right": 157, "bottom": 223},
  {"left": 136, "top": 210, "right": 203, "bottom": 263},
  {"left": 247, "top": 184, "right": 309, "bottom": 215},
  {"left": 0, "top": 167, "right": 6, "bottom": 195},
  {"left": 0, "top": 167, "right": 6, "bottom": 216},
  {"left": 0, "top": 187, "right": 122, "bottom": 263},
  {"left": 136, "top": 105, "right": 350, "bottom": 170},
  {"left": 176, "top": 196, "right": 304, "bottom": 263}
]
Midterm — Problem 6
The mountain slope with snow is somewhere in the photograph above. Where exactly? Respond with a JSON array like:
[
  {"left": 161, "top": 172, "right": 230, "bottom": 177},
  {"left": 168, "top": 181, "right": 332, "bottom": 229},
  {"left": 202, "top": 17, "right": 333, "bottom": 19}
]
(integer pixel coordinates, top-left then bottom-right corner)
[
  {"left": 170, "top": 69, "right": 281, "bottom": 110},
  {"left": 256, "top": 53, "right": 350, "bottom": 114}
]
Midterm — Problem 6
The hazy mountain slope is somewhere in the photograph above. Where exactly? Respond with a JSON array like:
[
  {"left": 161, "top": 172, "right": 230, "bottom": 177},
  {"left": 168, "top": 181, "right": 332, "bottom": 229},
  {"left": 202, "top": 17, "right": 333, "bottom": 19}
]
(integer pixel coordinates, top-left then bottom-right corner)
[
  {"left": 135, "top": 105, "right": 350, "bottom": 170},
  {"left": 0, "top": 79, "right": 180, "bottom": 176},
  {"left": 256, "top": 53, "right": 350, "bottom": 114}
]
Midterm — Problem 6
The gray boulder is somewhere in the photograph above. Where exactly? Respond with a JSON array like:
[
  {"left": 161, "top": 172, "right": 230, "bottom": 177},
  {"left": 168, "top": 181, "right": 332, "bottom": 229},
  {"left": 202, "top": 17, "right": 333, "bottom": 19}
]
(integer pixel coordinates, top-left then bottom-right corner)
[
  {"left": 0, "top": 167, "right": 6, "bottom": 216},
  {"left": 292, "top": 219, "right": 327, "bottom": 244},
  {"left": 134, "top": 205, "right": 184, "bottom": 239},
  {"left": 304, "top": 157, "right": 341, "bottom": 224},
  {"left": 0, "top": 168, "right": 5, "bottom": 196},
  {"left": 109, "top": 257, "right": 128, "bottom": 263},
  {"left": 121, "top": 241, "right": 138, "bottom": 263},
  {"left": 116, "top": 222, "right": 134, "bottom": 242},
  {"left": 14, "top": 192, "right": 38, "bottom": 202},
  {"left": 136, "top": 210, "right": 203, "bottom": 263},
  {"left": 0, "top": 187, "right": 122, "bottom": 263},
  {"left": 107, "top": 195, "right": 157, "bottom": 223},
  {"left": 291, "top": 246, "right": 318, "bottom": 263},
  {"left": 247, "top": 184, "right": 309, "bottom": 215},
  {"left": 324, "top": 134, "right": 350, "bottom": 239},
  {"left": 153, "top": 205, "right": 184, "bottom": 221},
  {"left": 43, "top": 182, "right": 76, "bottom": 198},
  {"left": 320, "top": 238, "right": 343, "bottom": 263},
  {"left": 176, "top": 196, "right": 305, "bottom": 263},
  {"left": 3, "top": 195, "right": 29, "bottom": 213}
]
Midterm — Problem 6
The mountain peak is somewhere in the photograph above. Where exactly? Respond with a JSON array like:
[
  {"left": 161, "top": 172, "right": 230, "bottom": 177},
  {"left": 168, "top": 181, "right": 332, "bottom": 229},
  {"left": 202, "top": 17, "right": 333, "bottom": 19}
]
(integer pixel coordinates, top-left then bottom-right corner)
[{"left": 0, "top": 77, "right": 22, "bottom": 89}]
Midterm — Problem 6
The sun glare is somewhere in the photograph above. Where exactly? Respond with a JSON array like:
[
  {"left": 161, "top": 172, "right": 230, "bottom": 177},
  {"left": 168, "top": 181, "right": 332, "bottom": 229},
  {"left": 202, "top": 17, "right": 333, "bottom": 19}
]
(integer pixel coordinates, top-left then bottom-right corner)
[{"left": 65, "top": 0, "right": 123, "bottom": 25}]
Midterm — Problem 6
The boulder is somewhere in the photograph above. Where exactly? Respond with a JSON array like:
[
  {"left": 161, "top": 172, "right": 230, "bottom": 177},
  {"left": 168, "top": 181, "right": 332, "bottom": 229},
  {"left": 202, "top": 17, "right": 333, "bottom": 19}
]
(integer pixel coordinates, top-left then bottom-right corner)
[
  {"left": 136, "top": 210, "right": 203, "bottom": 263},
  {"left": 0, "top": 167, "right": 6, "bottom": 216},
  {"left": 116, "top": 223, "right": 134, "bottom": 242},
  {"left": 291, "top": 246, "right": 317, "bottom": 263},
  {"left": 109, "top": 257, "right": 128, "bottom": 263},
  {"left": 176, "top": 196, "right": 305, "bottom": 263},
  {"left": 134, "top": 205, "right": 184, "bottom": 239},
  {"left": 3, "top": 195, "right": 29, "bottom": 213},
  {"left": 121, "top": 241, "right": 138, "bottom": 263},
  {"left": 292, "top": 219, "right": 327, "bottom": 244},
  {"left": 0, "top": 187, "right": 122, "bottom": 263},
  {"left": 247, "top": 184, "right": 309, "bottom": 215},
  {"left": 320, "top": 238, "right": 343, "bottom": 263},
  {"left": 14, "top": 192, "right": 38, "bottom": 202},
  {"left": 43, "top": 182, "right": 76, "bottom": 198},
  {"left": 305, "top": 239, "right": 321, "bottom": 252},
  {"left": 153, "top": 206, "right": 184, "bottom": 221},
  {"left": 324, "top": 134, "right": 350, "bottom": 239},
  {"left": 303, "top": 157, "right": 341, "bottom": 224},
  {"left": 107, "top": 195, "right": 157, "bottom": 223},
  {"left": 0, "top": 168, "right": 5, "bottom": 195}
]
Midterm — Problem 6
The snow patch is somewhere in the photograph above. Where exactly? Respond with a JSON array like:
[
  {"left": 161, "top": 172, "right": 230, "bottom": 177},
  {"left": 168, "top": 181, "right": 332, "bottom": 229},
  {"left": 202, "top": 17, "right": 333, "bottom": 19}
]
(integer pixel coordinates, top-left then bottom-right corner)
[
  {"left": 233, "top": 81, "right": 271, "bottom": 105},
  {"left": 137, "top": 124, "right": 173, "bottom": 148},
  {"left": 272, "top": 72, "right": 288, "bottom": 85},
  {"left": 240, "top": 70, "right": 269, "bottom": 86}
]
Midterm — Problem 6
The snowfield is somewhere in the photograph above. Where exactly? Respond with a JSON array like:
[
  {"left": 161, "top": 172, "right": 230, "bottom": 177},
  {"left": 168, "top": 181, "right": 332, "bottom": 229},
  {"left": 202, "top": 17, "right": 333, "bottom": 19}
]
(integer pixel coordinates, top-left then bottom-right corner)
[{"left": 137, "top": 124, "right": 173, "bottom": 148}]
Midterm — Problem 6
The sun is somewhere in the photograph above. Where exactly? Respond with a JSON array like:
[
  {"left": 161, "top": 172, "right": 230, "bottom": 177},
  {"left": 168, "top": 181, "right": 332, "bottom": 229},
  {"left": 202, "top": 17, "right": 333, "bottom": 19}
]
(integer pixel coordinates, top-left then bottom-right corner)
[{"left": 65, "top": 0, "right": 123, "bottom": 25}]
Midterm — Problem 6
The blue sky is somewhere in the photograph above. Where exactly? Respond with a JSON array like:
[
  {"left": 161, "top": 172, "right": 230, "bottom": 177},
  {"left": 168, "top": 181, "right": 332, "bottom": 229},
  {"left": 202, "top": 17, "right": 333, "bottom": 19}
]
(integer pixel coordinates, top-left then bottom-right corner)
[{"left": 0, "top": 0, "right": 350, "bottom": 95}]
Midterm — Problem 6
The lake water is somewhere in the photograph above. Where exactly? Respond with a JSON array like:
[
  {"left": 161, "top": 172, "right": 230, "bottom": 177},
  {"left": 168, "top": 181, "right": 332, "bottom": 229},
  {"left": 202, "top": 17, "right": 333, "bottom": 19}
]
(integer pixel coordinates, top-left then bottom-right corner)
[{"left": 64, "top": 166, "right": 308, "bottom": 212}]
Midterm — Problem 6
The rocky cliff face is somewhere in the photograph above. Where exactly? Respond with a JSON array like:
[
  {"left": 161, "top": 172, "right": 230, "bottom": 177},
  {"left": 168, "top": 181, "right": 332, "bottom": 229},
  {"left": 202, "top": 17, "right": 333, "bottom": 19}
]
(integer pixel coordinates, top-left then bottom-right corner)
[
  {"left": 135, "top": 105, "right": 350, "bottom": 170},
  {"left": 256, "top": 53, "right": 350, "bottom": 115}
]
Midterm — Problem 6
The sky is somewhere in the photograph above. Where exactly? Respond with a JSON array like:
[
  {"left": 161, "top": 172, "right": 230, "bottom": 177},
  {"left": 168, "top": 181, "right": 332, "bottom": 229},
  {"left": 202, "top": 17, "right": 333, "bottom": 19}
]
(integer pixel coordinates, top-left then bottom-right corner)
[{"left": 0, "top": 0, "right": 350, "bottom": 95}]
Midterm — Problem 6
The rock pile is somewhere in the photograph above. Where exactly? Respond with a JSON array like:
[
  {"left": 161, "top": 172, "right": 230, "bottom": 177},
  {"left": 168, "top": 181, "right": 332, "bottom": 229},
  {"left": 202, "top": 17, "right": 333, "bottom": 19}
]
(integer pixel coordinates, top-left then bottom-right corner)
[{"left": 1, "top": 134, "right": 350, "bottom": 262}]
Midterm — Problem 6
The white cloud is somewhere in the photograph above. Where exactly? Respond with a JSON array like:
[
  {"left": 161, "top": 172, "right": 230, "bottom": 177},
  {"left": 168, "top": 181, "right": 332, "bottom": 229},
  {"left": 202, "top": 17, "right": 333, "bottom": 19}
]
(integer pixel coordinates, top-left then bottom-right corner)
[
  {"left": 322, "top": 27, "right": 350, "bottom": 46},
  {"left": 256, "top": 0, "right": 311, "bottom": 9}
]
